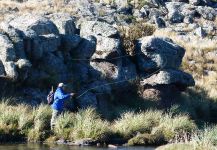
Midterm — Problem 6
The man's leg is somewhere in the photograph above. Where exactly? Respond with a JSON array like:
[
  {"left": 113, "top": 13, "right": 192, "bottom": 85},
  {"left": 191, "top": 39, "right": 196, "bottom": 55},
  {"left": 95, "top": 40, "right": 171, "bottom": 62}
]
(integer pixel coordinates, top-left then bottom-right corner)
[{"left": 50, "top": 109, "right": 61, "bottom": 130}]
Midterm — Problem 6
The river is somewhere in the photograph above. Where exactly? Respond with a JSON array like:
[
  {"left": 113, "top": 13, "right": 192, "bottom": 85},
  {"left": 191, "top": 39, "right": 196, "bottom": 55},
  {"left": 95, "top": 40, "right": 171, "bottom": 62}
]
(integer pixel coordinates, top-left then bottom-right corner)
[{"left": 0, "top": 143, "right": 156, "bottom": 150}]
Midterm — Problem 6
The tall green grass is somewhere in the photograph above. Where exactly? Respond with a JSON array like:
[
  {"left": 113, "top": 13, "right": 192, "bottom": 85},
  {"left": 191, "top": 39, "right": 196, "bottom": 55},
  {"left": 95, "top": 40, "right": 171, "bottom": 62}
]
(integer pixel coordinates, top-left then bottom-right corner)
[
  {"left": 152, "top": 113, "right": 197, "bottom": 141},
  {"left": 69, "top": 108, "right": 111, "bottom": 141},
  {"left": 0, "top": 99, "right": 214, "bottom": 148},
  {"left": 113, "top": 110, "right": 163, "bottom": 138},
  {"left": 157, "top": 126, "right": 217, "bottom": 150}
]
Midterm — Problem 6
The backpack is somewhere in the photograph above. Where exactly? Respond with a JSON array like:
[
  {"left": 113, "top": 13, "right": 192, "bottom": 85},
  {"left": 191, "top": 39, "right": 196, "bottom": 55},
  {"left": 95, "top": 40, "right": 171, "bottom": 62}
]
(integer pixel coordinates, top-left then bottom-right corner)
[{"left": 47, "top": 86, "right": 54, "bottom": 105}]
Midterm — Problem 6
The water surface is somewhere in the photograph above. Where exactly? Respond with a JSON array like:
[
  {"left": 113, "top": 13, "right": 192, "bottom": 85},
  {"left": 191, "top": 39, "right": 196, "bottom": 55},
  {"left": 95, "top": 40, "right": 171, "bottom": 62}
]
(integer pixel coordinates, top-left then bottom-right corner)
[{"left": 0, "top": 143, "right": 155, "bottom": 150}]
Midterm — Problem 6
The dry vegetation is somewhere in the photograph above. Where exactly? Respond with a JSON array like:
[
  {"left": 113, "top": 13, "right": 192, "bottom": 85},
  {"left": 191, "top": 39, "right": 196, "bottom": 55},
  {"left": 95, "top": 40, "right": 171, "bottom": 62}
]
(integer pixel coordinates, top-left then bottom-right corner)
[
  {"left": 0, "top": 0, "right": 77, "bottom": 21},
  {"left": 118, "top": 22, "right": 156, "bottom": 56}
]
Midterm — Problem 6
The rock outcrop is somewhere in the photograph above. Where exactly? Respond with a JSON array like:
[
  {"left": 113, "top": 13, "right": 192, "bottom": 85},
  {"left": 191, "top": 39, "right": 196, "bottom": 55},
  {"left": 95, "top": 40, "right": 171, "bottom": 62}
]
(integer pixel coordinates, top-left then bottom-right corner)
[{"left": 0, "top": 11, "right": 195, "bottom": 109}]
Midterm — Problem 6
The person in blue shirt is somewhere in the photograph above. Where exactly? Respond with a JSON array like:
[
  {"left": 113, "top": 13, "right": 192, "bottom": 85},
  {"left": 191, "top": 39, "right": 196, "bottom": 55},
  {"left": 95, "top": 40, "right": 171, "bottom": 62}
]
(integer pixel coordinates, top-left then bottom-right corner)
[{"left": 50, "top": 83, "right": 75, "bottom": 130}]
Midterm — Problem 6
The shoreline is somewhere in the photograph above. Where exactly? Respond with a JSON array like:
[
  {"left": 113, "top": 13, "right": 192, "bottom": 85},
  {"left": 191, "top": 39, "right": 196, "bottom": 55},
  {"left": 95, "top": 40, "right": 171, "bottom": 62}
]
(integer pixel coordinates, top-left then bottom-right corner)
[{"left": 0, "top": 101, "right": 215, "bottom": 149}]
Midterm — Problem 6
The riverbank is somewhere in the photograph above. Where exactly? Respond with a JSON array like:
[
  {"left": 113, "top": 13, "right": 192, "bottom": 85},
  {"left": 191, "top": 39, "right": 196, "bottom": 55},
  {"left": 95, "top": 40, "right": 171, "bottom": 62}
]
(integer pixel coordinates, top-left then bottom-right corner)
[{"left": 0, "top": 99, "right": 216, "bottom": 149}]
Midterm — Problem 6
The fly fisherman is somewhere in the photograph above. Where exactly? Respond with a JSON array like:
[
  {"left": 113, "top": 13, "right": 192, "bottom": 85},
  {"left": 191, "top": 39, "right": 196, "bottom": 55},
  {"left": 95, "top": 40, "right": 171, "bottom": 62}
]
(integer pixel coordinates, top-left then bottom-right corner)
[{"left": 50, "top": 83, "right": 75, "bottom": 130}]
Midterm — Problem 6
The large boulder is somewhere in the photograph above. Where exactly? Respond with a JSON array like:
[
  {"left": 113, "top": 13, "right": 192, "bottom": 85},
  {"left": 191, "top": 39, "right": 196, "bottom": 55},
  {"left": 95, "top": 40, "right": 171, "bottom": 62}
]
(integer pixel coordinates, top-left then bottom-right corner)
[
  {"left": 40, "top": 52, "right": 67, "bottom": 75},
  {"left": 0, "top": 23, "right": 26, "bottom": 59},
  {"left": 0, "top": 60, "right": 5, "bottom": 76},
  {"left": 80, "top": 21, "right": 119, "bottom": 38},
  {"left": 189, "top": 0, "right": 201, "bottom": 5},
  {"left": 140, "top": 69, "right": 195, "bottom": 87},
  {"left": 71, "top": 62, "right": 90, "bottom": 83},
  {"left": 91, "top": 36, "right": 121, "bottom": 59},
  {"left": 166, "top": 2, "right": 185, "bottom": 23},
  {"left": 47, "top": 13, "right": 76, "bottom": 35},
  {"left": 119, "top": 58, "right": 137, "bottom": 81},
  {"left": 37, "top": 34, "right": 61, "bottom": 53},
  {"left": 61, "top": 34, "right": 82, "bottom": 51},
  {"left": 15, "top": 59, "right": 32, "bottom": 69},
  {"left": 166, "top": 2, "right": 197, "bottom": 23},
  {"left": 154, "top": 16, "right": 166, "bottom": 28},
  {"left": 90, "top": 61, "right": 121, "bottom": 80},
  {"left": 25, "top": 69, "right": 50, "bottom": 86},
  {"left": 24, "top": 34, "right": 61, "bottom": 60},
  {"left": 136, "top": 36, "right": 185, "bottom": 71},
  {"left": 0, "top": 34, "right": 16, "bottom": 62},
  {"left": 73, "top": 36, "right": 96, "bottom": 59},
  {"left": 8, "top": 14, "right": 59, "bottom": 35},
  {"left": 3, "top": 61, "right": 18, "bottom": 80},
  {"left": 196, "top": 6, "right": 216, "bottom": 21}
]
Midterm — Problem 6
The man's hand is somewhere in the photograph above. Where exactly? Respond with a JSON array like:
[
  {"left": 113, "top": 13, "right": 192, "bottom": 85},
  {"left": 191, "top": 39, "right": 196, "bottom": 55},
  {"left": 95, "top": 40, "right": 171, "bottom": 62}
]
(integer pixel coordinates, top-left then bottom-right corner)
[{"left": 70, "top": 93, "right": 76, "bottom": 98}]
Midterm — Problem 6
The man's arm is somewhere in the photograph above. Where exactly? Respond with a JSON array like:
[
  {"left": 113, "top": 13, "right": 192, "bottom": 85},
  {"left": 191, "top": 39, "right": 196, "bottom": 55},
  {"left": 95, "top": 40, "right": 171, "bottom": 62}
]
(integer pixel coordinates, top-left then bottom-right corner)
[{"left": 56, "top": 90, "right": 71, "bottom": 100}]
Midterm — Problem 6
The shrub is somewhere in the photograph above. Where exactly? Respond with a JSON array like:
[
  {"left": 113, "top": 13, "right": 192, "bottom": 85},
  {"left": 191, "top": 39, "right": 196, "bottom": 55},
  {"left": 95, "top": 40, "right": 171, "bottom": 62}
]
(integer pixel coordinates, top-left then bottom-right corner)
[{"left": 118, "top": 22, "right": 156, "bottom": 56}]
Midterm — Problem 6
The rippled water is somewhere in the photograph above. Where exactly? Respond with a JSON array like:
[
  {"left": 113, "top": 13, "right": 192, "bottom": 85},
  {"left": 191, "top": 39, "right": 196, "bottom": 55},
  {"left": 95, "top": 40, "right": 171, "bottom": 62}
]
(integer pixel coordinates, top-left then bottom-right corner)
[{"left": 0, "top": 143, "right": 156, "bottom": 150}]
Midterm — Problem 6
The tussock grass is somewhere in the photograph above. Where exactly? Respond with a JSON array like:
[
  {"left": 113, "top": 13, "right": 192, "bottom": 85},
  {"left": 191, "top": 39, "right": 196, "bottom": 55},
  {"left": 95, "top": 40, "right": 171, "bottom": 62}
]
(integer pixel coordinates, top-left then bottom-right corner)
[
  {"left": 28, "top": 105, "right": 52, "bottom": 142},
  {"left": 54, "top": 112, "right": 74, "bottom": 139},
  {"left": 190, "top": 126, "right": 217, "bottom": 149},
  {"left": 113, "top": 110, "right": 163, "bottom": 138},
  {"left": 0, "top": 100, "right": 213, "bottom": 147},
  {"left": 152, "top": 114, "right": 197, "bottom": 141},
  {"left": 69, "top": 108, "right": 111, "bottom": 141},
  {"left": 157, "top": 126, "right": 217, "bottom": 150}
]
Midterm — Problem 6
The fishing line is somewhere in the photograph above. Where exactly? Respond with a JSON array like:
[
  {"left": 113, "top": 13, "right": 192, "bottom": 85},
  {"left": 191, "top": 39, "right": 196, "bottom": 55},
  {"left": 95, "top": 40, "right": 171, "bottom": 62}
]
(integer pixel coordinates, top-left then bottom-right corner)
[
  {"left": 75, "top": 56, "right": 167, "bottom": 99},
  {"left": 71, "top": 52, "right": 144, "bottom": 61}
]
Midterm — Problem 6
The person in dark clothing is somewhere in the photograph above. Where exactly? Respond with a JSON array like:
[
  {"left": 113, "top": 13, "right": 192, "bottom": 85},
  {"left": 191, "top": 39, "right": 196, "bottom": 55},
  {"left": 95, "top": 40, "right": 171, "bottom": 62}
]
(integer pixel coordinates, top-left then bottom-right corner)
[{"left": 50, "top": 83, "right": 75, "bottom": 130}]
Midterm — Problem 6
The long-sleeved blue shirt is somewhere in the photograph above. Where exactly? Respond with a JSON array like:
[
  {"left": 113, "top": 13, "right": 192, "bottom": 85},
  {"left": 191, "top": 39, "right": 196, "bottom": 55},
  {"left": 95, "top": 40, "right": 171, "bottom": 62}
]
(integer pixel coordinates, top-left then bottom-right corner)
[{"left": 51, "top": 87, "right": 70, "bottom": 111}]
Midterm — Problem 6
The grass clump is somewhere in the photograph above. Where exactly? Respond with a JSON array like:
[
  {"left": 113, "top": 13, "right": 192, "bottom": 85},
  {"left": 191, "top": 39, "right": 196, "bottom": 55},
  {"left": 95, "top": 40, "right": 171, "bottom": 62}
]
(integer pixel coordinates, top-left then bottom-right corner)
[
  {"left": 157, "top": 126, "right": 217, "bottom": 150},
  {"left": 54, "top": 112, "right": 74, "bottom": 139},
  {"left": 69, "top": 108, "right": 111, "bottom": 141},
  {"left": 190, "top": 126, "right": 217, "bottom": 149},
  {"left": 152, "top": 114, "right": 197, "bottom": 141},
  {"left": 113, "top": 110, "right": 163, "bottom": 138},
  {"left": 0, "top": 101, "right": 32, "bottom": 142},
  {"left": 28, "top": 105, "right": 52, "bottom": 142}
]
